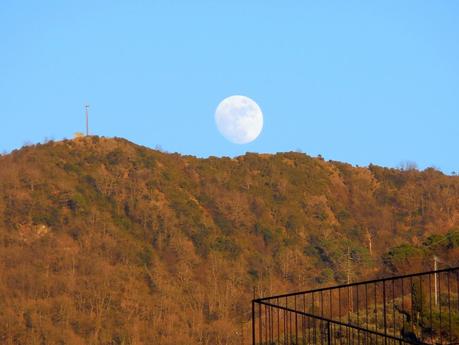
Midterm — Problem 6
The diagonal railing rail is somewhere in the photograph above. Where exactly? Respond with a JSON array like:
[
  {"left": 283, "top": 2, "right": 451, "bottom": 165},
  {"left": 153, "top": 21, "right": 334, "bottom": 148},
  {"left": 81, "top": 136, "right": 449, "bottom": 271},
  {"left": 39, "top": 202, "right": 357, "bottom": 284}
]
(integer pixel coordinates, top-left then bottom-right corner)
[{"left": 253, "top": 267, "right": 459, "bottom": 345}]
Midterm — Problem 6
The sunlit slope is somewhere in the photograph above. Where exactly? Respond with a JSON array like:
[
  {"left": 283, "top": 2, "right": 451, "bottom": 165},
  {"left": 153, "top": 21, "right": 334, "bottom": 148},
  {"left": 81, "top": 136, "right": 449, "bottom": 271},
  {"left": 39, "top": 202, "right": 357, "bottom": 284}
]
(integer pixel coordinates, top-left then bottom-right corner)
[{"left": 0, "top": 136, "right": 458, "bottom": 345}]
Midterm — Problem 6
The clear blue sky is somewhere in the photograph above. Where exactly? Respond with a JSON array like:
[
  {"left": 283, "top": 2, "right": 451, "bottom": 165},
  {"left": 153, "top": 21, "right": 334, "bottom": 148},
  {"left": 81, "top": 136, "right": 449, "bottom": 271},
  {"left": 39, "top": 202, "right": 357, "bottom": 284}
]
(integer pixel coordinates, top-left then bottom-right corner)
[{"left": 1, "top": 1, "right": 458, "bottom": 173}]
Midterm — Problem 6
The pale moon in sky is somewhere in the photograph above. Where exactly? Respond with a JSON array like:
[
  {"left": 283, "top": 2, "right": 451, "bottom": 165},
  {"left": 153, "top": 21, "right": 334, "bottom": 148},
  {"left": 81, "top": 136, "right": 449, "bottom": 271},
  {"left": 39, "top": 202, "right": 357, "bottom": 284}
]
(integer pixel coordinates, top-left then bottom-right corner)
[{"left": 215, "top": 95, "right": 263, "bottom": 144}]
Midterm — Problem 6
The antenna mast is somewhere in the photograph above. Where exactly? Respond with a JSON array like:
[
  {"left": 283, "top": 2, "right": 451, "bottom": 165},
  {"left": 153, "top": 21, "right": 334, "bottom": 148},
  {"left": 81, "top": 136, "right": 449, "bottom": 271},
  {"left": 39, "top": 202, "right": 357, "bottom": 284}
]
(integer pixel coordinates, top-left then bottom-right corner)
[{"left": 85, "top": 104, "right": 90, "bottom": 136}]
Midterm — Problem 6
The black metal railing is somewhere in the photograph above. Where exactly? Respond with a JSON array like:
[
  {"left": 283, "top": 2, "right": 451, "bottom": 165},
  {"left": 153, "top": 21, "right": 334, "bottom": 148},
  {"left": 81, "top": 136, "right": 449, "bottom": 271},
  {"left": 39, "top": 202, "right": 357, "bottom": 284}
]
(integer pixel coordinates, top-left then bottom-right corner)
[{"left": 253, "top": 267, "right": 459, "bottom": 345}]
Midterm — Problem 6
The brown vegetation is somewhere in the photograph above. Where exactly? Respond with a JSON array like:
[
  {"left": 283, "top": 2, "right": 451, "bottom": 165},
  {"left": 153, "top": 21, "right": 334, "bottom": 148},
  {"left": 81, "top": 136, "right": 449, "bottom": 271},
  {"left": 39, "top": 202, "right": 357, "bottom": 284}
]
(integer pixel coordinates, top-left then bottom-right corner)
[{"left": 0, "top": 136, "right": 458, "bottom": 344}]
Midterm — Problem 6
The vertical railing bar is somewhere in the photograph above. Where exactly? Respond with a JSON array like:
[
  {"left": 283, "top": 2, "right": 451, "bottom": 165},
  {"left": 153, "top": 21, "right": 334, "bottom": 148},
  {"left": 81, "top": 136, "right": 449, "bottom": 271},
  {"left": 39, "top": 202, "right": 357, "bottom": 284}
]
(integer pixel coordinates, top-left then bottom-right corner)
[
  {"left": 266, "top": 304, "right": 270, "bottom": 345},
  {"left": 329, "top": 289, "right": 332, "bottom": 320},
  {"left": 352, "top": 323, "right": 355, "bottom": 345},
  {"left": 356, "top": 284, "right": 360, "bottom": 326},
  {"left": 307, "top": 297, "right": 310, "bottom": 345},
  {"left": 392, "top": 279, "right": 396, "bottom": 338},
  {"left": 295, "top": 295, "right": 299, "bottom": 345},
  {"left": 456, "top": 271, "right": 459, "bottom": 319},
  {"left": 374, "top": 282, "right": 378, "bottom": 333},
  {"left": 277, "top": 297, "right": 280, "bottom": 345},
  {"left": 401, "top": 278, "right": 405, "bottom": 332},
  {"left": 439, "top": 272, "right": 442, "bottom": 345},
  {"left": 419, "top": 275, "right": 423, "bottom": 335},
  {"left": 348, "top": 285, "right": 351, "bottom": 345},
  {"left": 383, "top": 280, "right": 387, "bottom": 345},
  {"left": 289, "top": 302, "right": 291, "bottom": 345},
  {"left": 302, "top": 314, "right": 305, "bottom": 345},
  {"left": 410, "top": 276, "right": 414, "bottom": 334},
  {"left": 365, "top": 283, "right": 369, "bottom": 330},
  {"left": 313, "top": 292, "right": 316, "bottom": 345},
  {"left": 258, "top": 302, "right": 262, "bottom": 345},
  {"left": 338, "top": 287, "right": 342, "bottom": 345},
  {"left": 270, "top": 305, "right": 273, "bottom": 345},
  {"left": 321, "top": 291, "right": 324, "bottom": 345},
  {"left": 447, "top": 271, "right": 452, "bottom": 345},
  {"left": 365, "top": 282, "right": 369, "bottom": 345},
  {"left": 457, "top": 271, "right": 459, "bottom": 323},
  {"left": 356, "top": 284, "right": 360, "bottom": 345},
  {"left": 348, "top": 286, "right": 351, "bottom": 324},
  {"left": 284, "top": 297, "right": 287, "bottom": 345},
  {"left": 290, "top": 299, "right": 293, "bottom": 345},
  {"left": 331, "top": 322, "right": 334, "bottom": 345},
  {"left": 429, "top": 273, "right": 433, "bottom": 345},
  {"left": 456, "top": 271, "right": 459, "bottom": 313},
  {"left": 346, "top": 317, "right": 350, "bottom": 345},
  {"left": 265, "top": 303, "right": 268, "bottom": 345},
  {"left": 252, "top": 300, "right": 255, "bottom": 345},
  {"left": 303, "top": 294, "right": 306, "bottom": 345},
  {"left": 286, "top": 296, "right": 289, "bottom": 345},
  {"left": 267, "top": 305, "right": 269, "bottom": 345}
]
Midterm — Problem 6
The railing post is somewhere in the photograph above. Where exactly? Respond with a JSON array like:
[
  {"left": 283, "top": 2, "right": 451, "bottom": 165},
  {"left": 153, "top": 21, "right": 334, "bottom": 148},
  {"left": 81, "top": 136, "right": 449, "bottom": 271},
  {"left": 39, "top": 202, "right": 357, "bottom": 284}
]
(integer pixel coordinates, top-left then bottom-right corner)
[
  {"left": 383, "top": 281, "right": 387, "bottom": 345},
  {"left": 252, "top": 300, "right": 255, "bottom": 345}
]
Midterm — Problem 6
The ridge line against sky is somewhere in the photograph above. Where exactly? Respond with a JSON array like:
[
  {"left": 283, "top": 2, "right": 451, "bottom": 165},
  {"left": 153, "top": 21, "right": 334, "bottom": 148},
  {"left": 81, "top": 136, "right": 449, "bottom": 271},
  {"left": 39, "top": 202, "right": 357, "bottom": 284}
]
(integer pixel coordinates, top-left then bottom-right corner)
[{"left": 1, "top": 1, "right": 458, "bottom": 173}]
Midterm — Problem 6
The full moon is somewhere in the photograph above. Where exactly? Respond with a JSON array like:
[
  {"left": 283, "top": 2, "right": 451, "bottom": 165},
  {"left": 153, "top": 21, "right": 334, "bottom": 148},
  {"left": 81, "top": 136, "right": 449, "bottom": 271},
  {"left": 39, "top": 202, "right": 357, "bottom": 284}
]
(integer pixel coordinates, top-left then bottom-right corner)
[{"left": 215, "top": 95, "right": 263, "bottom": 144}]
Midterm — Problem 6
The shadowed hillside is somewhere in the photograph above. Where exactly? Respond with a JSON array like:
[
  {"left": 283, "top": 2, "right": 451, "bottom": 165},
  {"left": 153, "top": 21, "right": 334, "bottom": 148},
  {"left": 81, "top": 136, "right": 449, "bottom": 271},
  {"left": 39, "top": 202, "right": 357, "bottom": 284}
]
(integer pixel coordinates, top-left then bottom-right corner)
[{"left": 0, "top": 136, "right": 458, "bottom": 345}]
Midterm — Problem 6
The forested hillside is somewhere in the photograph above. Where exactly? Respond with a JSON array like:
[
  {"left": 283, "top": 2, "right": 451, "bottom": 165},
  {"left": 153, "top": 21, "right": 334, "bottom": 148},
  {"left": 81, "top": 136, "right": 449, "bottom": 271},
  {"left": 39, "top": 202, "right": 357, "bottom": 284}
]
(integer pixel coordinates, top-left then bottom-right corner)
[{"left": 0, "top": 136, "right": 458, "bottom": 345}]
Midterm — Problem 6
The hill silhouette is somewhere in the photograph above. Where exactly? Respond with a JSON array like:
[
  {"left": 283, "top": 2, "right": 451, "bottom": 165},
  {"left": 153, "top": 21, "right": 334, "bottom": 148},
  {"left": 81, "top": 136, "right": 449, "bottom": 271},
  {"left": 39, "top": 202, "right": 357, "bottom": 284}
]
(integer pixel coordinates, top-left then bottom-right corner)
[{"left": 0, "top": 136, "right": 458, "bottom": 345}]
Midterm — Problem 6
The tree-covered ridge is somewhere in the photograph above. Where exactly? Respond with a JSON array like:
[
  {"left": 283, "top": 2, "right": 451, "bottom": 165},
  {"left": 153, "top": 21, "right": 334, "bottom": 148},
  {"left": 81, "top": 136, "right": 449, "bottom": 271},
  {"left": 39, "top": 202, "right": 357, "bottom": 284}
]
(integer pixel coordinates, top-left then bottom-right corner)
[{"left": 0, "top": 136, "right": 458, "bottom": 345}]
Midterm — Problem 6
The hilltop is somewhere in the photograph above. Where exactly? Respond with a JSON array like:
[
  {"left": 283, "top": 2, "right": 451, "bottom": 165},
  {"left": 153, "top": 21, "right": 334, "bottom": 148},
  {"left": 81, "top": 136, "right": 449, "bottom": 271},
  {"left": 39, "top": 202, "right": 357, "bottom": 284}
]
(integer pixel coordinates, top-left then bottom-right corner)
[{"left": 0, "top": 136, "right": 458, "bottom": 345}]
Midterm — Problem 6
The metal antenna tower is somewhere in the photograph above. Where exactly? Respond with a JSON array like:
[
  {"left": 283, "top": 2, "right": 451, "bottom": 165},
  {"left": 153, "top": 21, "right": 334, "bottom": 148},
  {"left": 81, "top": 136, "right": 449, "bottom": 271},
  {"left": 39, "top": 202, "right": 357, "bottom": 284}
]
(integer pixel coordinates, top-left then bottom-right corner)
[{"left": 85, "top": 104, "right": 90, "bottom": 136}]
